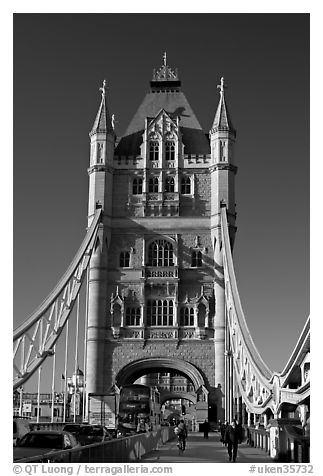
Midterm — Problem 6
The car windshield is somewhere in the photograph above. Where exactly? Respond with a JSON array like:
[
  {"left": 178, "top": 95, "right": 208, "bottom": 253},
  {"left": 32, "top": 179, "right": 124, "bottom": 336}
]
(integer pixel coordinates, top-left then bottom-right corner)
[
  {"left": 19, "top": 433, "right": 63, "bottom": 449},
  {"left": 81, "top": 426, "right": 103, "bottom": 436},
  {"left": 63, "top": 425, "right": 80, "bottom": 432}
]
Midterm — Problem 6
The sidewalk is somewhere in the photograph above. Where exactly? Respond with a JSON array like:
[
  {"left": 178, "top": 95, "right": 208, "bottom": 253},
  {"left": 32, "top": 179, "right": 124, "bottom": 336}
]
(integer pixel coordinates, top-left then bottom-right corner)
[{"left": 141, "top": 431, "right": 273, "bottom": 463}]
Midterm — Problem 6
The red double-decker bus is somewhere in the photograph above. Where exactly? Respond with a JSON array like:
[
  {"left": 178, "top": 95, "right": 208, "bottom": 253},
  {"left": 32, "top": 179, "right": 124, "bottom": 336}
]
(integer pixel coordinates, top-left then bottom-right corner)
[{"left": 118, "top": 384, "right": 160, "bottom": 436}]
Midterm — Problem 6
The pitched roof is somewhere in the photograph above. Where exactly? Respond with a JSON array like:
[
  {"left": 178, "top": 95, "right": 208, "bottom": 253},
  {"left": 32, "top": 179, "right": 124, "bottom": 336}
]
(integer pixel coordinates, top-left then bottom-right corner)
[{"left": 115, "top": 90, "right": 211, "bottom": 156}]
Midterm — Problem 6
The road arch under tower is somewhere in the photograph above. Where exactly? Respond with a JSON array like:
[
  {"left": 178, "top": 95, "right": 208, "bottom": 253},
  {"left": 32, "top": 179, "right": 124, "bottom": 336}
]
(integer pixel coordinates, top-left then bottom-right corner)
[{"left": 115, "top": 357, "right": 206, "bottom": 391}]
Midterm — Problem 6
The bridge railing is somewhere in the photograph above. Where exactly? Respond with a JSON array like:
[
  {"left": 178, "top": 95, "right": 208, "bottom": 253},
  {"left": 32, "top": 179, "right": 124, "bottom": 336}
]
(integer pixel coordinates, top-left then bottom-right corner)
[
  {"left": 284, "top": 425, "right": 310, "bottom": 463},
  {"left": 245, "top": 426, "right": 270, "bottom": 453},
  {"left": 245, "top": 424, "right": 310, "bottom": 463},
  {"left": 14, "top": 426, "right": 175, "bottom": 463},
  {"left": 30, "top": 422, "right": 66, "bottom": 431}
]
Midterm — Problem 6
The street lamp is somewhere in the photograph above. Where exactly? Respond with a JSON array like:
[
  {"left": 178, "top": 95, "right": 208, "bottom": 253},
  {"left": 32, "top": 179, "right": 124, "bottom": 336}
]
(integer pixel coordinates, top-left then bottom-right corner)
[{"left": 67, "top": 368, "right": 84, "bottom": 422}]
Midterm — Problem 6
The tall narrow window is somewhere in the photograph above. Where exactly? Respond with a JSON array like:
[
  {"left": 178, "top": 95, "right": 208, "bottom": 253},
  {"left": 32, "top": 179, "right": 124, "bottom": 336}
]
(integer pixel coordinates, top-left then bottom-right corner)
[
  {"left": 148, "top": 240, "right": 174, "bottom": 266},
  {"left": 125, "top": 307, "right": 141, "bottom": 326},
  {"left": 132, "top": 177, "right": 143, "bottom": 195},
  {"left": 180, "top": 308, "right": 194, "bottom": 326},
  {"left": 165, "top": 141, "right": 175, "bottom": 161},
  {"left": 147, "top": 300, "right": 174, "bottom": 326},
  {"left": 181, "top": 176, "right": 191, "bottom": 194},
  {"left": 165, "top": 176, "right": 175, "bottom": 193},
  {"left": 148, "top": 177, "right": 159, "bottom": 193},
  {"left": 149, "top": 141, "right": 159, "bottom": 161},
  {"left": 191, "top": 250, "right": 202, "bottom": 267},
  {"left": 97, "top": 143, "right": 104, "bottom": 164},
  {"left": 120, "top": 251, "right": 130, "bottom": 267}
]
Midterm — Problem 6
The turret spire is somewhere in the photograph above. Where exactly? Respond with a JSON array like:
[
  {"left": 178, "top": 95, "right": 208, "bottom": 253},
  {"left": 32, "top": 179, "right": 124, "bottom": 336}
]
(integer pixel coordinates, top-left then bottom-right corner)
[
  {"left": 217, "top": 77, "right": 226, "bottom": 96},
  {"left": 99, "top": 79, "right": 108, "bottom": 98},
  {"left": 90, "top": 79, "right": 114, "bottom": 136},
  {"left": 211, "top": 76, "right": 235, "bottom": 135}
]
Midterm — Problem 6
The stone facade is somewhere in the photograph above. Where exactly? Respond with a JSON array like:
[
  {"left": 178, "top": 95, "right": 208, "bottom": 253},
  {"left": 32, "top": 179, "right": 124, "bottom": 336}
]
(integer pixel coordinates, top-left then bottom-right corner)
[{"left": 85, "top": 59, "right": 237, "bottom": 422}]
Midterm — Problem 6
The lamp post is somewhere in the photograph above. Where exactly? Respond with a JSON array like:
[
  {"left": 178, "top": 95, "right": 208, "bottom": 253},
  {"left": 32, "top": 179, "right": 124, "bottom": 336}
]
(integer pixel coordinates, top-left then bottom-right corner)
[{"left": 67, "top": 368, "right": 84, "bottom": 423}]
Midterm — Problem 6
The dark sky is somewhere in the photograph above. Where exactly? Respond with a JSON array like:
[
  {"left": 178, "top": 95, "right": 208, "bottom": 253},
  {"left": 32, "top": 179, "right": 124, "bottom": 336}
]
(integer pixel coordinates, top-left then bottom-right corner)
[{"left": 13, "top": 13, "right": 309, "bottom": 374}]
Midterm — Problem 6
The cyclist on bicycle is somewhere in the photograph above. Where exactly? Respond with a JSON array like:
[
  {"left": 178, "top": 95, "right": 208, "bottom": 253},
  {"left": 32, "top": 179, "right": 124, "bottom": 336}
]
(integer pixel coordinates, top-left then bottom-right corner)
[{"left": 175, "top": 419, "right": 188, "bottom": 450}]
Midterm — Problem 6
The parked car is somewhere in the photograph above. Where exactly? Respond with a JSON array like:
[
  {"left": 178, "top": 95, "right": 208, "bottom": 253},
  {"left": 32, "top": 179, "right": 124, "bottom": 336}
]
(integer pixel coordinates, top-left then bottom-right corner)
[
  {"left": 77, "top": 425, "right": 112, "bottom": 446},
  {"left": 13, "top": 430, "right": 81, "bottom": 462},
  {"left": 13, "top": 418, "right": 31, "bottom": 446}
]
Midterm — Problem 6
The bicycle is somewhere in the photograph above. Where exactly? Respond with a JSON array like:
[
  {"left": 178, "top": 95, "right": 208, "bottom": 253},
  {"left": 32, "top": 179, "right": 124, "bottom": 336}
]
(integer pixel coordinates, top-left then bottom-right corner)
[{"left": 177, "top": 435, "right": 186, "bottom": 454}]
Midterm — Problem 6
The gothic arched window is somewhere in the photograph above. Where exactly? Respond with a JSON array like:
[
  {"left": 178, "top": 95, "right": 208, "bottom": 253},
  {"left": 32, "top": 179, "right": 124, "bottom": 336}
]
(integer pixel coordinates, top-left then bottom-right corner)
[
  {"left": 120, "top": 251, "right": 130, "bottom": 267},
  {"left": 148, "top": 240, "right": 174, "bottom": 267},
  {"left": 97, "top": 143, "right": 104, "bottom": 164},
  {"left": 180, "top": 308, "right": 194, "bottom": 326},
  {"left": 132, "top": 177, "right": 143, "bottom": 195},
  {"left": 148, "top": 177, "right": 159, "bottom": 193},
  {"left": 125, "top": 307, "right": 141, "bottom": 326},
  {"left": 165, "top": 141, "right": 175, "bottom": 161},
  {"left": 181, "top": 176, "right": 191, "bottom": 194},
  {"left": 149, "top": 141, "right": 159, "bottom": 161},
  {"left": 165, "top": 176, "right": 175, "bottom": 193},
  {"left": 191, "top": 250, "right": 202, "bottom": 267},
  {"left": 147, "top": 299, "right": 174, "bottom": 326}
]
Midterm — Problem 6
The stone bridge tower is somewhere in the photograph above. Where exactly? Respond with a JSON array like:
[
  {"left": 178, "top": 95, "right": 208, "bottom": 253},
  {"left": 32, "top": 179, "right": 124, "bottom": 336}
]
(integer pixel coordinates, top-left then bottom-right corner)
[{"left": 85, "top": 55, "right": 237, "bottom": 423}]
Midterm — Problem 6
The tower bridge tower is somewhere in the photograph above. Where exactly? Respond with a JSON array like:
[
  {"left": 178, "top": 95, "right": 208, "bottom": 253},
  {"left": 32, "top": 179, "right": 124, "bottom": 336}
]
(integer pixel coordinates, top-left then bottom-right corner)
[{"left": 85, "top": 55, "right": 237, "bottom": 422}]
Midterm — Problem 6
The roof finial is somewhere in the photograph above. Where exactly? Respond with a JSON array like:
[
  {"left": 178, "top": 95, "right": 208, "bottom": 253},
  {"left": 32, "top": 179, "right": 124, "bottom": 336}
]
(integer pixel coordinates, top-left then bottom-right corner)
[
  {"left": 151, "top": 54, "right": 179, "bottom": 82},
  {"left": 217, "top": 77, "right": 226, "bottom": 96},
  {"left": 99, "top": 79, "right": 108, "bottom": 98},
  {"left": 111, "top": 113, "right": 116, "bottom": 130}
]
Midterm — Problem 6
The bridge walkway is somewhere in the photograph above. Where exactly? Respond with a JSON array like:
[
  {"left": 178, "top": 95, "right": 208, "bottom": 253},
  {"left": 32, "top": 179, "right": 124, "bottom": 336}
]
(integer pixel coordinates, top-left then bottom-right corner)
[{"left": 141, "top": 431, "right": 273, "bottom": 463}]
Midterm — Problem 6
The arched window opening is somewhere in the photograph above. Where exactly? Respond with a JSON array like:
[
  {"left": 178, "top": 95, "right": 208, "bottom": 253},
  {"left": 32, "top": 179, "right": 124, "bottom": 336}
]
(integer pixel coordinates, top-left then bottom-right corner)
[
  {"left": 165, "top": 141, "right": 175, "bottom": 161},
  {"left": 147, "top": 300, "right": 174, "bottom": 326},
  {"left": 148, "top": 177, "right": 159, "bottom": 193},
  {"left": 181, "top": 176, "right": 191, "bottom": 194},
  {"left": 165, "top": 176, "right": 175, "bottom": 193},
  {"left": 97, "top": 143, "right": 104, "bottom": 164},
  {"left": 132, "top": 177, "right": 143, "bottom": 195},
  {"left": 120, "top": 251, "right": 130, "bottom": 268},
  {"left": 149, "top": 141, "right": 159, "bottom": 161},
  {"left": 191, "top": 250, "right": 202, "bottom": 267},
  {"left": 125, "top": 307, "right": 141, "bottom": 326},
  {"left": 148, "top": 240, "right": 174, "bottom": 266},
  {"left": 180, "top": 308, "right": 194, "bottom": 326}
]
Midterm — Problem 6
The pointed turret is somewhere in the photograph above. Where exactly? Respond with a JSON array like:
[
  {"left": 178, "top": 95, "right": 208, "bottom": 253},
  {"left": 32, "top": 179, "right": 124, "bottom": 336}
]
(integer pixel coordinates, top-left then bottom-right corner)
[
  {"left": 209, "top": 76, "right": 237, "bottom": 246},
  {"left": 210, "top": 77, "right": 235, "bottom": 135},
  {"left": 87, "top": 80, "right": 115, "bottom": 224},
  {"left": 90, "top": 79, "right": 114, "bottom": 136}
]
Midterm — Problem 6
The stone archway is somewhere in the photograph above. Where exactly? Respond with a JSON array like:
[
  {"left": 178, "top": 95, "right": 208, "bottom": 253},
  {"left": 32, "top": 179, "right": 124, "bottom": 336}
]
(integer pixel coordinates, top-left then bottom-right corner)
[
  {"left": 115, "top": 357, "right": 206, "bottom": 391},
  {"left": 160, "top": 391, "right": 196, "bottom": 406}
]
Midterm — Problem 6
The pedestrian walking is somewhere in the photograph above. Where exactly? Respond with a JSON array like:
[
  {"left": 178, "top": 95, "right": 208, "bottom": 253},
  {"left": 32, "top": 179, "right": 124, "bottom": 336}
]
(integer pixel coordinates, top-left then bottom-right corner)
[
  {"left": 224, "top": 420, "right": 242, "bottom": 462},
  {"left": 220, "top": 420, "right": 228, "bottom": 446},
  {"left": 202, "top": 419, "right": 210, "bottom": 439}
]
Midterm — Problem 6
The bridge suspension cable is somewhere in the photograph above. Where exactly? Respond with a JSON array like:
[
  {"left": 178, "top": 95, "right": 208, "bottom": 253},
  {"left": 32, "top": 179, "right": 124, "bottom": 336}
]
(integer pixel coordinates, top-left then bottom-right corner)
[
  {"left": 220, "top": 207, "right": 274, "bottom": 415},
  {"left": 13, "top": 209, "right": 102, "bottom": 391}
]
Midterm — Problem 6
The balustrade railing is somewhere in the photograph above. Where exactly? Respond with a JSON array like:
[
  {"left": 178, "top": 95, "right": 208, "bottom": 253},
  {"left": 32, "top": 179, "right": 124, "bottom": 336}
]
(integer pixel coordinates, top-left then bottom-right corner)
[{"left": 143, "top": 266, "right": 178, "bottom": 279}]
